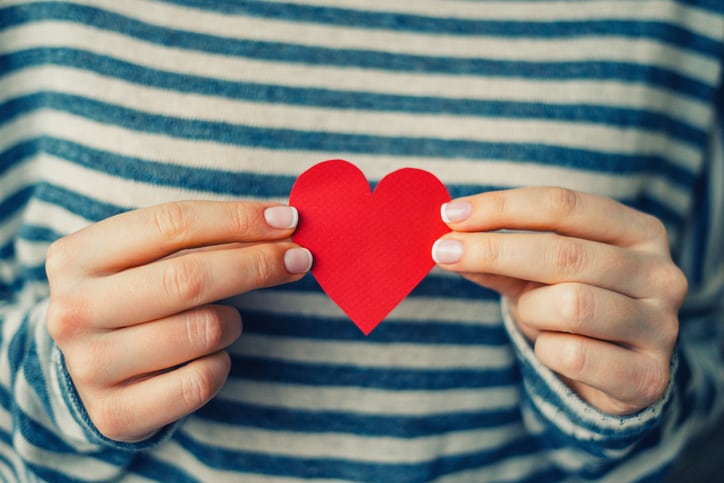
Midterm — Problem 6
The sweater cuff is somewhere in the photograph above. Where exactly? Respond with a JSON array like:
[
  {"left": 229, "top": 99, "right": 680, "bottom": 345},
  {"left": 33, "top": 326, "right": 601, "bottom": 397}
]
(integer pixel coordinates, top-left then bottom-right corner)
[
  {"left": 52, "top": 344, "right": 178, "bottom": 452},
  {"left": 500, "top": 297, "right": 675, "bottom": 455}
]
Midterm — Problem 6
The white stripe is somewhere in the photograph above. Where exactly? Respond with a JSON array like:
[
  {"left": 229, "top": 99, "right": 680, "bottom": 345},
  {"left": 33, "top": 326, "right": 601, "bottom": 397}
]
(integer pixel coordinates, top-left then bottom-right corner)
[
  {"left": 221, "top": 380, "right": 517, "bottom": 416},
  {"left": 181, "top": 418, "right": 527, "bottom": 463},
  {"left": 0, "top": 22, "right": 712, "bottom": 127},
  {"left": 230, "top": 334, "right": 513, "bottom": 370},
  {"left": 1, "top": 65, "right": 705, "bottom": 173},
  {"left": 229, "top": 290, "right": 503, "bottom": 324}
]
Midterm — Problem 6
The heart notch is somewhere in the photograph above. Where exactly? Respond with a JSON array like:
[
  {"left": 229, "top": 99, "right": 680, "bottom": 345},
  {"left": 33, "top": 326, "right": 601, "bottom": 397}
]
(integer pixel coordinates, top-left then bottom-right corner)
[{"left": 289, "top": 160, "right": 451, "bottom": 335}]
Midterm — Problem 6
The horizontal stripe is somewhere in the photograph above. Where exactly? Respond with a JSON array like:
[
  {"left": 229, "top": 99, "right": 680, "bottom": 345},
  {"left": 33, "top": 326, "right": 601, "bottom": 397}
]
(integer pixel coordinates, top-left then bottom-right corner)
[
  {"left": 229, "top": 355, "right": 517, "bottom": 389},
  {"left": 232, "top": 334, "right": 512, "bottom": 371},
  {"left": 1, "top": 95, "right": 700, "bottom": 187},
  {"left": 8, "top": 1, "right": 722, "bottom": 60},
  {"left": 219, "top": 380, "right": 517, "bottom": 416},
  {"left": 0, "top": 57, "right": 709, "bottom": 151},
  {"left": 231, "top": 284, "right": 502, "bottom": 315},
  {"left": 176, "top": 423, "right": 540, "bottom": 479},
  {"left": 3, "top": 128, "right": 693, "bottom": 214},
  {"left": 2, "top": 2, "right": 719, "bottom": 82},
  {"left": 168, "top": 0, "right": 724, "bottom": 27},
  {"left": 0, "top": 4, "right": 717, "bottom": 99},
  {"left": 238, "top": 311, "right": 509, "bottom": 345},
  {"left": 1, "top": 23, "right": 713, "bottom": 129},
  {"left": 196, "top": 398, "right": 520, "bottom": 437}
]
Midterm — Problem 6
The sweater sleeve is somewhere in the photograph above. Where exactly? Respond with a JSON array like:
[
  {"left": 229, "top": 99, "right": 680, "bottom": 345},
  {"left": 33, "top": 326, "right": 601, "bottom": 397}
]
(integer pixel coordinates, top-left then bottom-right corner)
[
  {"left": 1, "top": 286, "right": 179, "bottom": 479},
  {"left": 502, "top": 90, "right": 724, "bottom": 478}
]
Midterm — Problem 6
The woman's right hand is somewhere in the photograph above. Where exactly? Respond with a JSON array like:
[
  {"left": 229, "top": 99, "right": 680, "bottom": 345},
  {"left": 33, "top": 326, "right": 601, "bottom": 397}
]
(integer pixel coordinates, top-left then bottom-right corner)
[{"left": 45, "top": 201, "right": 311, "bottom": 442}]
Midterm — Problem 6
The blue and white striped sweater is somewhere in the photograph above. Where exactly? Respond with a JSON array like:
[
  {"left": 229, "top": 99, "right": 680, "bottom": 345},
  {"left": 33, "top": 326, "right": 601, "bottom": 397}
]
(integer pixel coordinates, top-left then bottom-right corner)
[{"left": 0, "top": 0, "right": 723, "bottom": 481}]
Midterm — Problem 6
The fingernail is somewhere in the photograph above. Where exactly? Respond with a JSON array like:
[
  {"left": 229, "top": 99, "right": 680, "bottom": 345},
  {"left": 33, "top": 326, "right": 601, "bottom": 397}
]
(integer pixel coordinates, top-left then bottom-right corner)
[
  {"left": 432, "top": 239, "right": 463, "bottom": 264},
  {"left": 441, "top": 201, "right": 472, "bottom": 223},
  {"left": 284, "top": 247, "right": 313, "bottom": 274},
  {"left": 264, "top": 206, "right": 298, "bottom": 230}
]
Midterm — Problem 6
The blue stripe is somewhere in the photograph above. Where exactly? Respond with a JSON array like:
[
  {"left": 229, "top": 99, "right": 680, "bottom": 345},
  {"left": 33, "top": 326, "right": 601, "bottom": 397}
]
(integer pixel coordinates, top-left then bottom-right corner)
[
  {"left": 0, "top": 186, "right": 34, "bottom": 225},
  {"left": 0, "top": 47, "right": 708, "bottom": 147},
  {"left": 2, "top": 95, "right": 700, "bottom": 187},
  {"left": 0, "top": 3, "right": 717, "bottom": 99},
  {"left": 240, "top": 310, "right": 510, "bottom": 345},
  {"left": 17, "top": 224, "right": 62, "bottom": 244},
  {"left": 173, "top": 429, "right": 545, "bottom": 481},
  {"left": 197, "top": 399, "right": 519, "bottom": 437},
  {"left": 33, "top": 182, "right": 126, "bottom": 223},
  {"left": 7, "top": 1, "right": 722, "bottom": 59},
  {"left": 158, "top": 0, "right": 724, "bottom": 51},
  {"left": 127, "top": 456, "right": 197, "bottom": 483},
  {"left": 229, "top": 356, "right": 517, "bottom": 390},
  {"left": 0, "top": 139, "right": 37, "bottom": 176}
]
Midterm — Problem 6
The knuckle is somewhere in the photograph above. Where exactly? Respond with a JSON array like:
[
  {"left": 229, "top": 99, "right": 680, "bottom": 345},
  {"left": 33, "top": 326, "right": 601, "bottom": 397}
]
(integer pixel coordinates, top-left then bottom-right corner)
[
  {"left": 545, "top": 187, "right": 580, "bottom": 218},
  {"left": 181, "top": 365, "right": 219, "bottom": 409},
  {"left": 152, "top": 202, "right": 191, "bottom": 244},
  {"left": 46, "top": 296, "right": 86, "bottom": 342},
  {"left": 549, "top": 237, "right": 586, "bottom": 277},
  {"left": 636, "top": 362, "right": 670, "bottom": 406},
  {"left": 186, "top": 308, "right": 225, "bottom": 351},
  {"left": 560, "top": 338, "right": 587, "bottom": 377},
  {"left": 559, "top": 284, "right": 594, "bottom": 331},
  {"left": 66, "top": 342, "right": 107, "bottom": 387},
  {"left": 487, "top": 191, "right": 509, "bottom": 218},
  {"left": 229, "top": 204, "right": 254, "bottom": 236},
  {"left": 657, "top": 317, "right": 679, "bottom": 351},
  {"left": 644, "top": 214, "right": 669, "bottom": 244},
  {"left": 163, "top": 259, "right": 205, "bottom": 302},
  {"left": 656, "top": 263, "right": 688, "bottom": 306},
  {"left": 477, "top": 236, "right": 502, "bottom": 269},
  {"left": 90, "top": 396, "right": 132, "bottom": 441},
  {"left": 249, "top": 248, "right": 278, "bottom": 283},
  {"left": 45, "top": 237, "right": 73, "bottom": 279}
]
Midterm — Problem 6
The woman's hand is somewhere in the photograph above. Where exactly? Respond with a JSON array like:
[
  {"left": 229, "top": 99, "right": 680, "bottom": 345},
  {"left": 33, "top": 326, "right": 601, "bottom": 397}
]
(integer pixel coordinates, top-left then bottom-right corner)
[
  {"left": 433, "top": 187, "right": 687, "bottom": 415},
  {"left": 45, "top": 201, "right": 311, "bottom": 442}
]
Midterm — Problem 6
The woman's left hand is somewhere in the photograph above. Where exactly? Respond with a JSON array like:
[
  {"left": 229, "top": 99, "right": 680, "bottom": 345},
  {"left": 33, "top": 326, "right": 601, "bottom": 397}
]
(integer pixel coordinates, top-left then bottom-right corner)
[{"left": 433, "top": 187, "right": 688, "bottom": 415}]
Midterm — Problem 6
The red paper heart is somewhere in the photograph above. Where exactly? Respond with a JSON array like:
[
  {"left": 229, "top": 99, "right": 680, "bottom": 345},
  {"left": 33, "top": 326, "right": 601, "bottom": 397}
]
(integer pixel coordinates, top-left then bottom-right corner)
[{"left": 289, "top": 160, "right": 451, "bottom": 335}]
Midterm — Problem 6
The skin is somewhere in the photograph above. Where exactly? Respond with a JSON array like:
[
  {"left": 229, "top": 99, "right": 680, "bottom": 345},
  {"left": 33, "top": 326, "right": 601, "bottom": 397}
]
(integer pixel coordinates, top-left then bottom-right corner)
[
  {"left": 435, "top": 187, "right": 688, "bottom": 416},
  {"left": 45, "top": 187, "right": 687, "bottom": 443},
  {"left": 45, "top": 200, "right": 308, "bottom": 442}
]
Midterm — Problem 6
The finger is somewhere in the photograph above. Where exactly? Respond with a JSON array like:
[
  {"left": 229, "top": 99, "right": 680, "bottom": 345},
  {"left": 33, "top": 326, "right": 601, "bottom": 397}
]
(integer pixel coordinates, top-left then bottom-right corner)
[
  {"left": 442, "top": 187, "right": 667, "bottom": 249},
  {"left": 534, "top": 332, "right": 671, "bottom": 414},
  {"left": 64, "top": 201, "right": 299, "bottom": 275},
  {"left": 78, "top": 305, "right": 242, "bottom": 386},
  {"left": 85, "top": 243, "right": 312, "bottom": 328},
  {"left": 433, "top": 232, "right": 658, "bottom": 298},
  {"left": 89, "top": 351, "right": 231, "bottom": 442},
  {"left": 515, "top": 283, "right": 675, "bottom": 350}
]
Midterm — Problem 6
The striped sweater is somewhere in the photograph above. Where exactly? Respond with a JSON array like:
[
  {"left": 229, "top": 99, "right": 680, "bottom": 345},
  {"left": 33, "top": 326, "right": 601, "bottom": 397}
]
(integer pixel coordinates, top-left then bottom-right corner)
[{"left": 1, "top": 1, "right": 723, "bottom": 481}]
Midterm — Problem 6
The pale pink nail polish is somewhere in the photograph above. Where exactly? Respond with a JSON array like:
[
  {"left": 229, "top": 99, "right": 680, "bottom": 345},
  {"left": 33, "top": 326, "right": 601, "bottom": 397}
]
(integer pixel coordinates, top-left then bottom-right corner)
[
  {"left": 441, "top": 201, "right": 472, "bottom": 223},
  {"left": 264, "top": 206, "right": 298, "bottom": 230},
  {"left": 432, "top": 239, "right": 463, "bottom": 264},
  {"left": 284, "top": 247, "right": 313, "bottom": 274}
]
